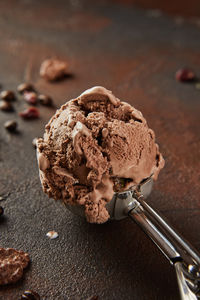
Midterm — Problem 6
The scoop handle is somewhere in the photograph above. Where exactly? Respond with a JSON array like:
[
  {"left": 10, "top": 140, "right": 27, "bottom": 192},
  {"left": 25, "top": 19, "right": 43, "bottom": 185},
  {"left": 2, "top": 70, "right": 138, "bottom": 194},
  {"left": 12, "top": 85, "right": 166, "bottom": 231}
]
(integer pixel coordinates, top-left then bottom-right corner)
[{"left": 127, "top": 195, "right": 200, "bottom": 300}]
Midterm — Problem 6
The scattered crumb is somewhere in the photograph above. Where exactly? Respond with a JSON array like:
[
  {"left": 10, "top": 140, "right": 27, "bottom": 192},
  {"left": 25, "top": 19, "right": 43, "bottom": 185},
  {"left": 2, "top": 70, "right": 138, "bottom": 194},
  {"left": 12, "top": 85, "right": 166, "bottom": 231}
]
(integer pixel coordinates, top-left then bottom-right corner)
[
  {"left": 46, "top": 231, "right": 58, "bottom": 239},
  {"left": 0, "top": 248, "right": 30, "bottom": 285},
  {"left": 40, "top": 58, "right": 69, "bottom": 82}
]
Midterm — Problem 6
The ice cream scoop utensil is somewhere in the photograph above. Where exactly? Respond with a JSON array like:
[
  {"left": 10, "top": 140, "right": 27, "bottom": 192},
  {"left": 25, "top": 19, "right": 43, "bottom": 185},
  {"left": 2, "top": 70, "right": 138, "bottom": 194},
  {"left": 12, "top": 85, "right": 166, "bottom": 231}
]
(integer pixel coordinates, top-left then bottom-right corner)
[
  {"left": 67, "top": 178, "right": 200, "bottom": 299},
  {"left": 109, "top": 178, "right": 200, "bottom": 300},
  {"left": 128, "top": 197, "right": 200, "bottom": 300}
]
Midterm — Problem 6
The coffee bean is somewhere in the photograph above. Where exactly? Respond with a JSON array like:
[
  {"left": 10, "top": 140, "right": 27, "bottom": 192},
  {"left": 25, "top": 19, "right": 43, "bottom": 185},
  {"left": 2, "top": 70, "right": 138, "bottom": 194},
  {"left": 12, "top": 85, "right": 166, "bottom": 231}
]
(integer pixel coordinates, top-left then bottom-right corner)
[
  {"left": 175, "top": 68, "right": 196, "bottom": 82},
  {"left": 0, "top": 206, "right": 4, "bottom": 216},
  {"left": 24, "top": 92, "right": 38, "bottom": 105},
  {"left": 32, "top": 137, "right": 38, "bottom": 148},
  {"left": 17, "top": 83, "right": 34, "bottom": 94},
  {"left": 19, "top": 107, "right": 39, "bottom": 119},
  {"left": 4, "top": 120, "right": 18, "bottom": 132},
  {"left": 21, "top": 290, "right": 40, "bottom": 300},
  {"left": 0, "top": 90, "right": 16, "bottom": 101},
  {"left": 0, "top": 100, "right": 13, "bottom": 112},
  {"left": 38, "top": 94, "right": 53, "bottom": 106}
]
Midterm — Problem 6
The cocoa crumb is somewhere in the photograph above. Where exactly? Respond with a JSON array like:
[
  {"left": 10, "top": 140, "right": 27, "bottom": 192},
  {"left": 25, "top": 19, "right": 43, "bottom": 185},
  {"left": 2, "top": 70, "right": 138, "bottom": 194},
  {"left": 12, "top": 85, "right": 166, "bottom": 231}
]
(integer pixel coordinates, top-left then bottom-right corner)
[
  {"left": 40, "top": 58, "right": 69, "bottom": 81},
  {"left": 0, "top": 248, "right": 30, "bottom": 285}
]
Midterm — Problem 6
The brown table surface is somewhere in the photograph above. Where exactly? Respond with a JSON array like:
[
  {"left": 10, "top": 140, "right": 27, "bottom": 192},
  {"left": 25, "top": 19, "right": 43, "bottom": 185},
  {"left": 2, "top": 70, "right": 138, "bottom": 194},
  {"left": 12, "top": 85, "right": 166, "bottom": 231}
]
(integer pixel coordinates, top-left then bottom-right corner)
[{"left": 0, "top": 1, "right": 200, "bottom": 299}]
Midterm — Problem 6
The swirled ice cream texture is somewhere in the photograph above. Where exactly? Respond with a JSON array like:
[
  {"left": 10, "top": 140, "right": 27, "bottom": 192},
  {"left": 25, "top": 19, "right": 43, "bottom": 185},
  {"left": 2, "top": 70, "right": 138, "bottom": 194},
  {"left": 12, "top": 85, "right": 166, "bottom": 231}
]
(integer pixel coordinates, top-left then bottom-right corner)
[{"left": 37, "top": 86, "right": 164, "bottom": 223}]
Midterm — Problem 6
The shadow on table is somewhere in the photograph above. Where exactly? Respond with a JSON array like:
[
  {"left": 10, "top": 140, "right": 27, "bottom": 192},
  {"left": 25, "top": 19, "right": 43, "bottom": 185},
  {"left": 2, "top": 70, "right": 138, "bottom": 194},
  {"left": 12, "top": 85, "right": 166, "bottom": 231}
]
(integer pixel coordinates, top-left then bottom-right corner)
[{"left": 71, "top": 213, "right": 179, "bottom": 300}]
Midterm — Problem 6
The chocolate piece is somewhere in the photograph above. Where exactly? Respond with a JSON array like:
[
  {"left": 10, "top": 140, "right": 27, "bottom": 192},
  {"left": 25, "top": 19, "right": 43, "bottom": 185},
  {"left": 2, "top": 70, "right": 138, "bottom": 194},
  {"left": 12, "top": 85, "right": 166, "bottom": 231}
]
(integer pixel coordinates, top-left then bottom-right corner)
[
  {"left": 86, "top": 296, "right": 99, "bottom": 300},
  {"left": 24, "top": 92, "right": 38, "bottom": 105},
  {"left": 0, "top": 90, "right": 15, "bottom": 101},
  {"left": 38, "top": 94, "right": 53, "bottom": 106},
  {"left": 17, "top": 83, "right": 34, "bottom": 94},
  {"left": 19, "top": 107, "right": 39, "bottom": 119},
  {"left": 0, "top": 248, "right": 30, "bottom": 285},
  {"left": 4, "top": 120, "right": 18, "bottom": 132},
  {"left": 0, "top": 100, "right": 13, "bottom": 112},
  {"left": 40, "top": 58, "right": 69, "bottom": 81},
  {"left": 37, "top": 86, "right": 164, "bottom": 224},
  {"left": 37, "top": 152, "right": 50, "bottom": 171},
  {"left": 21, "top": 290, "right": 40, "bottom": 300}
]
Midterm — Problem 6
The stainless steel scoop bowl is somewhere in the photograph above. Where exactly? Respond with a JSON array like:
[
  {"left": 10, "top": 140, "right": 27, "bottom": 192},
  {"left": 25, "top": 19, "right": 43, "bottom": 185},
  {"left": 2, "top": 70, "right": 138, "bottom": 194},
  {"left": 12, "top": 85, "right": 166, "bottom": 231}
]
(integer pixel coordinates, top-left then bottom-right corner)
[
  {"left": 67, "top": 176, "right": 153, "bottom": 219},
  {"left": 66, "top": 177, "right": 200, "bottom": 300}
]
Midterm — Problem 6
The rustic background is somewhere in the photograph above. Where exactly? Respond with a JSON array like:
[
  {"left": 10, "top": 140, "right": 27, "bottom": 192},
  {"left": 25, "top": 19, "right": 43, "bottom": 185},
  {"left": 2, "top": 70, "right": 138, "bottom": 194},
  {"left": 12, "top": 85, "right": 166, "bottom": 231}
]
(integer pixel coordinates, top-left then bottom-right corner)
[{"left": 0, "top": 0, "right": 200, "bottom": 299}]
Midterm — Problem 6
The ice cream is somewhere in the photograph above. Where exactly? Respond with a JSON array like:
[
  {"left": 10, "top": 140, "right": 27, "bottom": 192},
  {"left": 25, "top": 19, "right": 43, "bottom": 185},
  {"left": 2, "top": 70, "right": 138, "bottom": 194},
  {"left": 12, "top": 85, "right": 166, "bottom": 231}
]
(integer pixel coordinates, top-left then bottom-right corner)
[{"left": 36, "top": 86, "right": 164, "bottom": 223}]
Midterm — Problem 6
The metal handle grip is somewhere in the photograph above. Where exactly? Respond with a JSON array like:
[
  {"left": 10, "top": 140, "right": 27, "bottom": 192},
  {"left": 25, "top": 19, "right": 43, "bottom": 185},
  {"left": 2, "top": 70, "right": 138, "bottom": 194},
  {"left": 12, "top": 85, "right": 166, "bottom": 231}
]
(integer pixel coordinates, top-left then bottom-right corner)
[{"left": 128, "top": 195, "right": 200, "bottom": 300}]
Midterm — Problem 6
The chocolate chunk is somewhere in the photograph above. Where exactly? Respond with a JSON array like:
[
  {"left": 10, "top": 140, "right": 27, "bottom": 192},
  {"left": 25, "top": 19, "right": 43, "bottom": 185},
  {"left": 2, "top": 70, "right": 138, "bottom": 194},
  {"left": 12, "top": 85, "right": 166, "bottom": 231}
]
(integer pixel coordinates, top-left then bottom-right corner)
[
  {"left": 38, "top": 94, "right": 53, "bottom": 106},
  {"left": 40, "top": 58, "right": 69, "bottom": 81},
  {"left": 0, "top": 100, "right": 13, "bottom": 112},
  {"left": 17, "top": 83, "right": 34, "bottom": 94},
  {"left": 0, "top": 248, "right": 30, "bottom": 285},
  {"left": 4, "top": 120, "right": 18, "bottom": 132},
  {"left": 37, "top": 152, "right": 50, "bottom": 171},
  {"left": 0, "top": 90, "right": 16, "bottom": 101}
]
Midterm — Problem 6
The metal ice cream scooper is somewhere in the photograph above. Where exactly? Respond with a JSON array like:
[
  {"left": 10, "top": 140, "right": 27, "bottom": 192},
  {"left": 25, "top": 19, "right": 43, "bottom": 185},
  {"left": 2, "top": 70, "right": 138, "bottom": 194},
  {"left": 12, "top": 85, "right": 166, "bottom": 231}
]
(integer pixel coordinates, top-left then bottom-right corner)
[{"left": 67, "top": 177, "right": 200, "bottom": 300}]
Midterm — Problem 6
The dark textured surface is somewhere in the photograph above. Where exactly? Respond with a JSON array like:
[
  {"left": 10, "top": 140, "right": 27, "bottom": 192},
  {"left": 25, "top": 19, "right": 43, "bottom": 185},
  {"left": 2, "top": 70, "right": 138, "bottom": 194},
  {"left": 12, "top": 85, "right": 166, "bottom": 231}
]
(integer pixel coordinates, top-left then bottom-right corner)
[
  {"left": 114, "top": 0, "right": 200, "bottom": 18},
  {"left": 0, "top": 1, "right": 200, "bottom": 299}
]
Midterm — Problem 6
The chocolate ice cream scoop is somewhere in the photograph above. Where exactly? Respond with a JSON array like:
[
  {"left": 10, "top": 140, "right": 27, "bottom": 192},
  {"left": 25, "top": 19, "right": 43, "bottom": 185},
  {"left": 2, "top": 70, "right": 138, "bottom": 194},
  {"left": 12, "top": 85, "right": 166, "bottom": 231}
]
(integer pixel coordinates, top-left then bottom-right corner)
[
  {"left": 36, "top": 86, "right": 164, "bottom": 223},
  {"left": 37, "top": 87, "right": 200, "bottom": 299}
]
